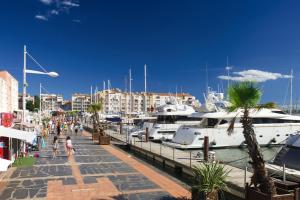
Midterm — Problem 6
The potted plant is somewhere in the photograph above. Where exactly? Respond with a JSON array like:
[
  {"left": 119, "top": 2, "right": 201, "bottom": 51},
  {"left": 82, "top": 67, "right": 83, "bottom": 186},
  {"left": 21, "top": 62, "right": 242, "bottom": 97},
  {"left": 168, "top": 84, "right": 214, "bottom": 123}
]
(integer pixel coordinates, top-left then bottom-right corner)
[
  {"left": 227, "top": 82, "right": 295, "bottom": 199},
  {"left": 87, "top": 102, "right": 110, "bottom": 145},
  {"left": 191, "top": 162, "right": 230, "bottom": 200}
]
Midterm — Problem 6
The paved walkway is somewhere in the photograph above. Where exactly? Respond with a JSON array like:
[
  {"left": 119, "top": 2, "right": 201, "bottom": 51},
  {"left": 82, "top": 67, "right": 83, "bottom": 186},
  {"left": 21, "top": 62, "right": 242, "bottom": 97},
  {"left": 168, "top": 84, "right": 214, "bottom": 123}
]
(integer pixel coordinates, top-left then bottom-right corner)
[{"left": 0, "top": 131, "right": 191, "bottom": 200}]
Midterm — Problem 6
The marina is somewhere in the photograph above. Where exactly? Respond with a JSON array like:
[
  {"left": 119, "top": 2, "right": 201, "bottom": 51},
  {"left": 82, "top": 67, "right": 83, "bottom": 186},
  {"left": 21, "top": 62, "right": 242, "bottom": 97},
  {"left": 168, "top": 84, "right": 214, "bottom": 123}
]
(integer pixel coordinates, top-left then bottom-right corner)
[{"left": 84, "top": 122, "right": 298, "bottom": 199}]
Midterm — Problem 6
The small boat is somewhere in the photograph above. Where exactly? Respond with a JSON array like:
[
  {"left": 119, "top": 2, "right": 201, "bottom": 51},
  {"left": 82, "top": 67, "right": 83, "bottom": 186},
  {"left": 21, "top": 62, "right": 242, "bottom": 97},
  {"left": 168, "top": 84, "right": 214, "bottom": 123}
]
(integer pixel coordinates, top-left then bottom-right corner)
[{"left": 266, "top": 133, "right": 300, "bottom": 182}]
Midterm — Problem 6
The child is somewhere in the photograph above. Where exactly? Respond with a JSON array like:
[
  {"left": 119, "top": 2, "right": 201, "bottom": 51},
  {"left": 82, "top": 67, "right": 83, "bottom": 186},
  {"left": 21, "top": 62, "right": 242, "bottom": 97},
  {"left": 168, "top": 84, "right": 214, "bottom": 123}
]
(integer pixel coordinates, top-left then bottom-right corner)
[
  {"left": 52, "top": 136, "right": 59, "bottom": 159},
  {"left": 66, "top": 136, "right": 72, "bottom": 156}
]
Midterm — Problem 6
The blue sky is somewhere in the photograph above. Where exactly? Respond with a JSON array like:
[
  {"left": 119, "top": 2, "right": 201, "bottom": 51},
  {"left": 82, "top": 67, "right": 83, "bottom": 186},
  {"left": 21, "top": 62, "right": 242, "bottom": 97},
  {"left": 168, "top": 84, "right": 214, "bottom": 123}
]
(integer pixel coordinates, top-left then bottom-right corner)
[{"left": 0, "top": 0, "right": 300, "bottom": 105}]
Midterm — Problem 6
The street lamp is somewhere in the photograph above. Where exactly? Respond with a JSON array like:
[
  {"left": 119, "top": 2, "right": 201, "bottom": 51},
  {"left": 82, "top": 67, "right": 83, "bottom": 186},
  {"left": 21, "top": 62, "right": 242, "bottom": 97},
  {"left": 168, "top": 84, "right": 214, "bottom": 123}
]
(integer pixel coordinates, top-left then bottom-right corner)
[{"left": 22, "top": 45, "right": 59, "bottom": 124}]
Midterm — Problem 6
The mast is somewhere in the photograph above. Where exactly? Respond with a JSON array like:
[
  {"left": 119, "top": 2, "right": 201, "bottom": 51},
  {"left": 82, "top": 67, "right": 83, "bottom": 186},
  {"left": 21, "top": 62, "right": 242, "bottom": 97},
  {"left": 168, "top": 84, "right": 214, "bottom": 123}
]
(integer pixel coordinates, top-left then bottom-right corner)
[
  {"left": 205, "top": 63, "right": 208, "bottom": 94},
  {"left": 90, "top": 85, "right": 93, "bottom": 104},
  {"left": 103, "top": 81, "right": 106, "bottom": 91},
  {"left": 289, "top": 69, "right": 293, "bottom": 114},
  {"left": 144, "top": 64, "right": 147, "bottom": 112},
  {"left": 129, "top": 68, "right": 132, "bottom": 113},
  {"left": 225, "top": 57, "right": 232, "bottom": 99}
]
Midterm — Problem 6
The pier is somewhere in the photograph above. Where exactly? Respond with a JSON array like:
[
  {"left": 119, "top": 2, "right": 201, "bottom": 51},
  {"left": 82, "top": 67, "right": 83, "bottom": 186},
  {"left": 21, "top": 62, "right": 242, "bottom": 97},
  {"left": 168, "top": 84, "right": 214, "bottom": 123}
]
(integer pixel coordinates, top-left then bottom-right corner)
[{"left": 85, "top": 124, "right": 252, "bottom": 199}]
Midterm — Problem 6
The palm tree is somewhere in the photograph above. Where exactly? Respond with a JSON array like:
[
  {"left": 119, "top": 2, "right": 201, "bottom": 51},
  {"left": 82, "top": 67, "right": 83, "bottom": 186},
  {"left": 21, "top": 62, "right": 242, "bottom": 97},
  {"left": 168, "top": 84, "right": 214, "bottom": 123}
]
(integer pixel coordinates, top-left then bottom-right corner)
[
  {"left": 87, "top": 102, "right": 104, "bottom": 136},
  {"left": 227, "top": 82, "right": 276, "bottom": 195},
  {"left": 192, "top": 162, "right": 230, "bottom": 200}
]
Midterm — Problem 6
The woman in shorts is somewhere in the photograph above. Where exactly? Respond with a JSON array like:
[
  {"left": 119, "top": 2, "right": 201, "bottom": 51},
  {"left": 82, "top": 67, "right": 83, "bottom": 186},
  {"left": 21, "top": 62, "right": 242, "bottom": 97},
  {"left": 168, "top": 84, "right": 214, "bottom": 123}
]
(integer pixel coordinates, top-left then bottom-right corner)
[
  {"left": 52, "top": 136, "right": 59, "bottom": 159},
  {"left": 66, "top": 136, "right": 73, "bottom": 156}
]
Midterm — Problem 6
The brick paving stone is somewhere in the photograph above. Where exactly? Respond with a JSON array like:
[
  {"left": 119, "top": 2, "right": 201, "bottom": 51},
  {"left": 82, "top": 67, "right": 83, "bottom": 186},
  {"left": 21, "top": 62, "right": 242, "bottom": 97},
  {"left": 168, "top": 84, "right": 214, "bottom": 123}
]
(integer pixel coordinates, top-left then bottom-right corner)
[{"left": 0, "top": 131, "right": 190, "bottom": 200}]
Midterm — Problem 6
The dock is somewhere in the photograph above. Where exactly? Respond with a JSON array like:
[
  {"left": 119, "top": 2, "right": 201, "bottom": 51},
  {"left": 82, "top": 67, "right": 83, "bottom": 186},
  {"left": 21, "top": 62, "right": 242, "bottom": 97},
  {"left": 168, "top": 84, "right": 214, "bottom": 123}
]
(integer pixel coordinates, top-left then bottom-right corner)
[{"left": 85, "top": 124, "right": 252, "bottom": 199}]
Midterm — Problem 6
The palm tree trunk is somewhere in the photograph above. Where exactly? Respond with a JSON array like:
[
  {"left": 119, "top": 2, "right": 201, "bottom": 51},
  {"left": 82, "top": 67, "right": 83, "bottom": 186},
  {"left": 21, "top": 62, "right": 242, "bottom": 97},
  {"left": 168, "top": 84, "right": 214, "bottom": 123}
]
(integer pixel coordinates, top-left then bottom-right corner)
[{"left": 242, "top": 108, "right": 276, "bottom": 195}]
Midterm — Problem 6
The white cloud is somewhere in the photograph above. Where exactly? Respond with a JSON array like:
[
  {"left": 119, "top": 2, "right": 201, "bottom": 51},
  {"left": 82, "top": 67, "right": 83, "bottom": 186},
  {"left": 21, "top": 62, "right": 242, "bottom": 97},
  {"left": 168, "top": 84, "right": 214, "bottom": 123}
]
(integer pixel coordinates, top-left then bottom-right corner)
[
  {"left": 39, "top": 0, "right": 53, "bottom": 5},
  {"left": 62, "top": 1, "right": 80, "bottom": 7},
  {"left": 35, "top": 15, "right": 48, "bottom": 21},
  {"left": 35, "top": 0, "right": 80, "bottom": 21},
  {"left": 50, "top": 9, "right": 59, "bottom": 15},
  {"left": 218, "top": 69, "right": 292, "bottom": 82}
]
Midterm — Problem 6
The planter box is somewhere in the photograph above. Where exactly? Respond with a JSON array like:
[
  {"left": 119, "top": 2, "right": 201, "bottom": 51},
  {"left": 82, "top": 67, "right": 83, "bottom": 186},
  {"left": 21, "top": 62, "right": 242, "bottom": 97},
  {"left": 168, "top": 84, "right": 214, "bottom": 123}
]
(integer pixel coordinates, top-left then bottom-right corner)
[
  {"left": 99, "top": 135, "right": 110, "bottom": 145},
  {"left": 246, "top": 185, "right": 295, "bottom": 200},
  {"left": 92, "top": 132, "right": 99, "bottom": 141}
]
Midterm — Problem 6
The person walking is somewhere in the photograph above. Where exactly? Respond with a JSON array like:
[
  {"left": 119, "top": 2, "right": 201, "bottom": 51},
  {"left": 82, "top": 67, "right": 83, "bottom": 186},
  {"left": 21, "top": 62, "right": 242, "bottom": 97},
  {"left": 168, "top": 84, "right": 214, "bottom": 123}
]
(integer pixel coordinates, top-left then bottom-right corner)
[
  {"left": 74, "top": 124, "right": 79, "bottom": 135},
  {"left": 79, "top": 124, "right": 84, "bottom": 135},
  {"left": 52, "top": 136, "right": 59, "bottom": 159},
  {"left": 66, "top": 136, "right": 73, "bottom": 156},
  {"left": 70, "top": 122, "right": 74, "bottom": 135},
  {"left": 57, "top": 122, "right": 61, "bottom": 136}
]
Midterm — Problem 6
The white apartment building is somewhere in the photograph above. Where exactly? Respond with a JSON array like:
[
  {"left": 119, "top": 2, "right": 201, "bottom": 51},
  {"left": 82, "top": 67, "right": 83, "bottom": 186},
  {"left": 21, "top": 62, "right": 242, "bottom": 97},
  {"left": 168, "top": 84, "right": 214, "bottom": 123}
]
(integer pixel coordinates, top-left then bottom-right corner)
[
  {"left": 0, "top": 71, "right": 18, "bottom": 113},
  {"left": 94, "top": 89, "right": 196, "bottom": 114},
  {"left": 41, "top": 94, "right": 63, "bottom": 111},
  {"left": 72, "top": 93, "right": 91, "bottom": 112}
]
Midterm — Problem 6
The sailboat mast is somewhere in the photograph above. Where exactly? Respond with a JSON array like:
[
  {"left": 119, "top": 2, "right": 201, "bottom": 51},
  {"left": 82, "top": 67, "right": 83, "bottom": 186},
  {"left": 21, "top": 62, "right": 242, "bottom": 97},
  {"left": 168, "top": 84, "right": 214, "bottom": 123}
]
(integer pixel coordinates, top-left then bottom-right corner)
[
  {"left": 144, "top": 64, "right": 147, "bottom": 112},
  {"left": 289, "top": 69, "right": 293, "bottom": 114},
  {"left": 129, "top": 68, "right": 132, "bottom": 113}
]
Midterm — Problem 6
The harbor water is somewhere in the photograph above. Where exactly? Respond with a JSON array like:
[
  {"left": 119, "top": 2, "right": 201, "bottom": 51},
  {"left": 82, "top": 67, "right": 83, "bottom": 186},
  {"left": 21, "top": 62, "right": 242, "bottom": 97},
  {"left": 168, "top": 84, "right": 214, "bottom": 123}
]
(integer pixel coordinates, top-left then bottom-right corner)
[{"left": 189, "top": 146, "right": 281, "bottom": 169}]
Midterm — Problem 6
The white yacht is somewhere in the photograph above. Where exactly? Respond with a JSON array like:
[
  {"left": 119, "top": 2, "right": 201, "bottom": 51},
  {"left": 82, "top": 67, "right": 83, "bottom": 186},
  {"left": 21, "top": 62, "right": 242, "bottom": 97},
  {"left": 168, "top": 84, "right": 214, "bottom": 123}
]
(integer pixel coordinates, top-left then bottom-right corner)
[
  {"left": 148, "top": 97, "right": 200, "bottom": 141},
  {"left": 165, "top": 108, "right": 300, "bottom": 149}
]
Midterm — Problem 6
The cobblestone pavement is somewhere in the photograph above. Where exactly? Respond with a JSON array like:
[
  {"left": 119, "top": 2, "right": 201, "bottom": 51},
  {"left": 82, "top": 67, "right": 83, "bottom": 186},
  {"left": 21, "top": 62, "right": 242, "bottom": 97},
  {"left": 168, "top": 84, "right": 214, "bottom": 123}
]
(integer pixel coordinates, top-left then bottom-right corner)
[{"left": 0, "top": 132, "right": 190, "bottom": 200}]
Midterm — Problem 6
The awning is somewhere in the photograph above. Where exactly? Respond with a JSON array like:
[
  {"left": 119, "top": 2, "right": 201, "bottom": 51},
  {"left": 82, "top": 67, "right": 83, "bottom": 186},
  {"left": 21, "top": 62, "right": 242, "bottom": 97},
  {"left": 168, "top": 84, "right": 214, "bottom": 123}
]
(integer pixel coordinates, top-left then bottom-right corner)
[
  {"left": 0, "top": 158, "right": 13, "bottom": 171},
  {"left": 0, "top": 126, "right": 36, "bottom": 144}
]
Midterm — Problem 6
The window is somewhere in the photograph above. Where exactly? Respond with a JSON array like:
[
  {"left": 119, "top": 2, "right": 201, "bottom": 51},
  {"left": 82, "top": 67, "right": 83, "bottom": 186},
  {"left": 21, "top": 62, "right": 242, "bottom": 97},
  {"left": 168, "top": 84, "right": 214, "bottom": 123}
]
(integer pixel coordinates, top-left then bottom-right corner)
[
  {"left": 252, "top": 118, "right": 300, "bottom": 124},
  {"left": 207, "top": 118, "right": 218, "bottom": 127}
]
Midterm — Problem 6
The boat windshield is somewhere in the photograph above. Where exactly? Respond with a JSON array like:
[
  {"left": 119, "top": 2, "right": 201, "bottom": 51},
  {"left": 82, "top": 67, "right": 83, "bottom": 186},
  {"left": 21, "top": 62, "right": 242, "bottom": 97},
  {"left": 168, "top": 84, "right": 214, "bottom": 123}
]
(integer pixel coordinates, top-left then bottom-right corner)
[{"left": 156, "top": 115, "right": 200, "bottom": 124}]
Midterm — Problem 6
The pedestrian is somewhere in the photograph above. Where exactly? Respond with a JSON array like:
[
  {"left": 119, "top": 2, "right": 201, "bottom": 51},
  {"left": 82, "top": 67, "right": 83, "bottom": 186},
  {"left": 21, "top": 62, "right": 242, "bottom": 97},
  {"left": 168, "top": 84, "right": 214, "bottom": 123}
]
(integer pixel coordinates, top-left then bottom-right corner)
[
  {"left": 79, "top": 124, "right": 84, "bottom": 135},
  {"left": 70, "top": 122, "right": 74, "bottom": 135},
  {"left": 66, "top": 136, "right": 73, "bottom": 156},
  {"left": 74, "top": 124, "right": 79, "bottom": 135},
  {"left": 57, "top": 122, "right": 61, "bottom": 136},
  {"left": 52, "top": 136, "right": 59, "bottom": 159}
]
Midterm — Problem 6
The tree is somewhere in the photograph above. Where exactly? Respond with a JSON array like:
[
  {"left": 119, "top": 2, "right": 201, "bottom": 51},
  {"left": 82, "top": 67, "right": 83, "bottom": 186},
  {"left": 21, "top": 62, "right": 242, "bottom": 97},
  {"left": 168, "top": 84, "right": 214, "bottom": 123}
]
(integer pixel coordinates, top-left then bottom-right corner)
[
  {"left": 26, "top": 101, "right": 35, "bottom": 112},
  {"left": 87, "top": 102, "right": 104, "bottom": 136},
  {"left": 192, "top": 162, "right": 230, "bottom": 200},
  {"left": 34, "top": 95, "right": 40, "bottom": 110},
  {"left": 227, "top": 82, "right": 276, "bottom": 195}
]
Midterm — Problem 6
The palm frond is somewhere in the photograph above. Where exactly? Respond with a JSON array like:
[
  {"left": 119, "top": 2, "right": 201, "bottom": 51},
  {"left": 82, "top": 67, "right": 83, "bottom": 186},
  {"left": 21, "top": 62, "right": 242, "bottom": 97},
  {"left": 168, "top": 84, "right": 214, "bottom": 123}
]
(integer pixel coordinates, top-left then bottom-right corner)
[
  {"left": 256, "top": 102, "right": 277, "bottom": 110},
  {"left": 228, "top": 81, "right": 261, "bottom": 110},
  {"left": 192, "top": 162, "right": 230, "bottom": 194}
]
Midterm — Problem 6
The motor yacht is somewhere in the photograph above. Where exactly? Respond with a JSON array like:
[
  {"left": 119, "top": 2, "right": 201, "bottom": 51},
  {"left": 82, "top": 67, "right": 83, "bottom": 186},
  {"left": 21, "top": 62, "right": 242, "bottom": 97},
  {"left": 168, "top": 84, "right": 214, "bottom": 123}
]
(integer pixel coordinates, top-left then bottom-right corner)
[
  {"left": 164, "top": 108, "right": 300, "bottom": 149},
  {"left": 148, "top": 97, "right": 200, "bottom": 141}
]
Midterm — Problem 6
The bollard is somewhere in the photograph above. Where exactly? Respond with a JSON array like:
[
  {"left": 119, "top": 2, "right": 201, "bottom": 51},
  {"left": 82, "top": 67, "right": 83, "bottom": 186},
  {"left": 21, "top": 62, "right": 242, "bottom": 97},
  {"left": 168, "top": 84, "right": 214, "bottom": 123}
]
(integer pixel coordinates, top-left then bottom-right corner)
[
  {"left": 145, "top": 127, "right": 149, "bottom": 142},
  {"left": 189, "top": 151, "right": 192, "bottom": 167},
  {"left": 203, "top": 136, "right": 209, "bottom": 162}
]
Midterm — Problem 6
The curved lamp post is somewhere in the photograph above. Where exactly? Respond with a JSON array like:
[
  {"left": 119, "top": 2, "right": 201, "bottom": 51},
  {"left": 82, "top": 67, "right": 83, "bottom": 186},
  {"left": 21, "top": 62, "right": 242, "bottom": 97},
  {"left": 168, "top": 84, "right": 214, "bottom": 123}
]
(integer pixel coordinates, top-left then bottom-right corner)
[{"left": 22, "top": 45, "right": 59, "bottom": 124}]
